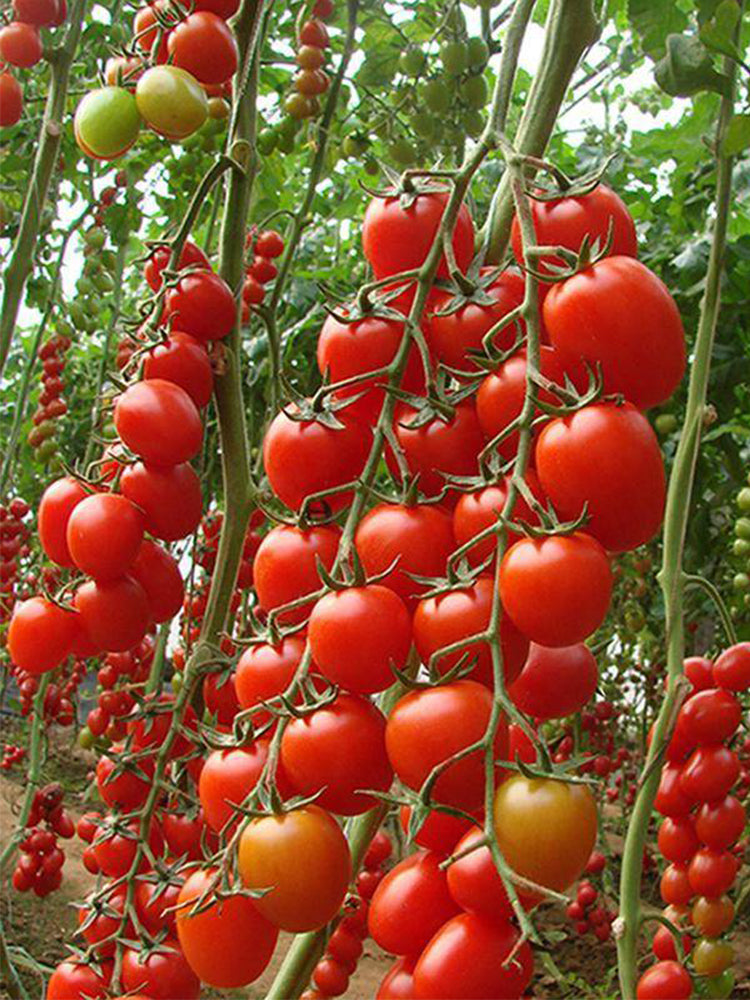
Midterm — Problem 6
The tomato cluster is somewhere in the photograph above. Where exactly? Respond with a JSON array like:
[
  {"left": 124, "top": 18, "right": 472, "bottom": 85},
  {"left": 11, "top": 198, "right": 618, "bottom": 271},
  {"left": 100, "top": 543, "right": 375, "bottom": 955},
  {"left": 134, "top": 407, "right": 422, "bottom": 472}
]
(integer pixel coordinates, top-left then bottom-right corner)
[
  {"left": 643, "top": 644, "right": 750, "bottom": 998},
  {"left": 27, "top": 329, "right": 71, "bottom": 463},
  {"left": 241, "top": 227, "right": 285, "bottom": 312},
  {"left": 0, "top": 497, "right": 30, "bottom": 624},
  {"left": 1, "top": 742, "right": 25, "bottom": 770},
  {"left": 12, "top": 783, "right": 74, "bottom": 898},
  {"left": 283, "top": 0, "right": 334, "bottom": 123},
  {"left": 74, "top": 0, "right": 239, "bottom": 159},
  {"left": 565, "top": 869, "right": 616, "bottom": 943},
  {"left": 0, "top": 0, "right": 66, "bottom": 128}
]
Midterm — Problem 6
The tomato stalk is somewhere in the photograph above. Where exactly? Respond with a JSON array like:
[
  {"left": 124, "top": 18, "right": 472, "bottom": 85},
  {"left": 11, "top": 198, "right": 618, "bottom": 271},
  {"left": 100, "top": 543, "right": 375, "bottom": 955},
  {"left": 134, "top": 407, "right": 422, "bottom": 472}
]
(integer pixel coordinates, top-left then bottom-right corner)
[
  {"left": 0, "top": 0, "right": 88, "bottom": 380},
  {"left": 483, "top": 0, "right": 599, "bottom": 263},
  {"left": 615, "top": 48, "right": 740, "bottom": 1000}
]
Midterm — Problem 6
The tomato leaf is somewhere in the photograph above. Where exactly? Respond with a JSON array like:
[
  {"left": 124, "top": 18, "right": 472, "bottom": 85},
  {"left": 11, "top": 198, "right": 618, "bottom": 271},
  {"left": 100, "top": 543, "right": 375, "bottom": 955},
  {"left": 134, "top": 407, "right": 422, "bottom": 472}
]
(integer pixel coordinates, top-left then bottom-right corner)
[
  {"left": 654, "top": 34, "right": 732, "bottom": 98},
  {"left": 721, "top": 113, "right": 750, "bottom": 156}
]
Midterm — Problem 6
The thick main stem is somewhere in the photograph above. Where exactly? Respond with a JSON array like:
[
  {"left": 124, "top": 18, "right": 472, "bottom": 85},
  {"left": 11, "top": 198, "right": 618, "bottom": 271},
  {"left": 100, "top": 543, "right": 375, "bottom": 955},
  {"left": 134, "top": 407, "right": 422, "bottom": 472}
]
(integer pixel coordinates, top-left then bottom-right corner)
[
  {"left": 615, "top": 73, "right": 738, "bottom": 1000},
  {"left": 484, "top": 0, "right": 598, "bottom": 262},
  {"left": 0, "top": 0, "right": 88, "bottom": 379}
]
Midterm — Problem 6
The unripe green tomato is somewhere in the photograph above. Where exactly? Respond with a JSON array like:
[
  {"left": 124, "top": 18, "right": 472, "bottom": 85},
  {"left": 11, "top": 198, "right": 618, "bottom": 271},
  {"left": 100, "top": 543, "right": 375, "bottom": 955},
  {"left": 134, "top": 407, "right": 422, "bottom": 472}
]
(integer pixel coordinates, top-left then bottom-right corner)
[
  {"left": 77, "top": 276, "right": 94, "bottom": 297},
  {"left": 342, "top": 134, "right": 369, "bottom": 157},
  {"left": 284, "top": 92, "right": 314, "bottom": 119},
  {"left": 136, "top": 65, "right": 208, "bottom": 140},
  {"left": 440, "top": 41, "right": 468, "bottom": 76},
  {"left": 400, "top": 47, "right": 427, "bottom": 77},
  {"left": 84, "top": 226, "right": 105, "bottom": 249},
  {"left": 735, "top": 516, "right": 750, "bottom": 540},
  {"left": 275, "top": 126, "right": 295, "bottom": 154},
  {"left": 326, "top": 143, "right": 341, "bottom": 169},
  {"left": 732, "top": 538, "right": 750, "bottom": 557},
  {"left": 467, "top": 36, "right": 490, "bottom": 68},
  {"left": 172, "top": 673, "right": 183, "bottom": 693},
  {"left": 36, "top": 420, "right": 56, "bottom": 442},
  {"left": 68, "top": 302, "right": 87, "bottom": 328},
  {"left": 464, "top": 109, "right": 485, "bottom": 138},
  {"left": 654, "top": 413, "right": 678, "bottom": 436},
  {"left": 624, "top": 606, "right": 645, "bottom": 631},
  {"left": 200, "top": 132, "right": 216, "bottom": 152},
  {"left": 74, "top": 86, "right": 142, "bottom": 160},
  {"left": 363, "top": 155, "right": 379, "bottom": 176},
  {"left": 422, "top": 79, "right": 452, "bottom": 113},
  {"left": 705, "top": 971, "right": 735, "bottom": 1000},
  {"left": 37, "top": 438, "right": 58, "bottom": 461},
  {"left": 56, "top": 320, "right": 74, "bottom": 338},
  {"left": 78, "top": 727, "right": 94, "bottom": 750},
  {"left": 410, "top": 110, "right": 436, "bottom": 139},
  {"left": 93, "top": 271, "right": 115, "bottom": 293},
  {"left": 208, "top": 96, "right": 230, "bottom": 120},
  {"left": 388, "top": 137, "right": 417, "bottom": 166},
  {"left": 736, "top": 486, "right": 750, "bottom": 512},
  {"left": 692, "top": 938, "right": 733, "bottom": 979},
  {"left": 257, "top": 127, "right": 277, "bottom": 155},
  {"left": 102, "top": 421, "right": 117, "bottom": 438},
  {"left": 461, "top": 73, "right": 488, "bottom": 109},
  {"left": 733, "top": 572, "right": 750, "bottom": 591}
]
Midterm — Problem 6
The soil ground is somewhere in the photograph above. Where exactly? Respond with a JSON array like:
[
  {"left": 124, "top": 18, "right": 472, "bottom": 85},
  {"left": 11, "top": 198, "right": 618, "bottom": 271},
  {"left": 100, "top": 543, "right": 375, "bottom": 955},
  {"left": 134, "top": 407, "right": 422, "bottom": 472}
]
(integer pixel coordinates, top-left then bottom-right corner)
[{"left": 0, "top": 722, "right": 748, "bottom": 1000}]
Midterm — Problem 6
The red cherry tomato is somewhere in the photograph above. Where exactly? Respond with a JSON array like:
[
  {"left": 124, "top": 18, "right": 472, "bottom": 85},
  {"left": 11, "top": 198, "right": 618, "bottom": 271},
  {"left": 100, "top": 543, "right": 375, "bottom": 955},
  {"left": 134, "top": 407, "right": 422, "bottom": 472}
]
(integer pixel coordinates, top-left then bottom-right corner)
[
  {"left": 38, "top": 476, "right": 88, "bottom": 567},
  {"left": 253, "top": 524, "right": 340, "bottom": 625},
  {"left": 8, "top": 597, "right": 77, "bottom": 675},
  {"left": 120, "top": 462, "right": 203, "bottom": 542},
  {"left": 143, "top": 332, "right": 213, "bottom": 408},
  {"left": 66, "top": 493, "right": 144, "bottom": 581},
  {"left": 509, "top": 641, "right": 598, "bottom": 719},
  {"left": 114, "top": 379, "right": 203, "bottom": 465},
  {"left": 165, "top": 270, "right": 236, "bottom": 342},
  {"left": 635, "top": 961, "right": 692, "bottom": 1000}
]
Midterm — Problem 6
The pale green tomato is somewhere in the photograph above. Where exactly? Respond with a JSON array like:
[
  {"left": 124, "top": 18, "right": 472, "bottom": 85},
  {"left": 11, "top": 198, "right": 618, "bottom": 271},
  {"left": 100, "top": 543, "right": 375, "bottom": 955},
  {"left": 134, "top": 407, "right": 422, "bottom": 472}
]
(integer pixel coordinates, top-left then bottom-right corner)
[
  {"left": 74, "top": 86, "right": 142, "bottom": 160},
  {"left": 136, "top": 65, "right": 208, "bottom": 140}
]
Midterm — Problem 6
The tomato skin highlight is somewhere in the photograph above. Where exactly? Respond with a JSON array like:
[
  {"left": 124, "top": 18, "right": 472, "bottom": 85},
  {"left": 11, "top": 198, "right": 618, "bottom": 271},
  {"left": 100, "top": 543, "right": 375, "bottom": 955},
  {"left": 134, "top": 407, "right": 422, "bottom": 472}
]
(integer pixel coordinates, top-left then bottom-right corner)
[
  {"left": 280, "top": 693, "right": 393, "bottom": 815},
  {"left": 413, "top": 912, "right": 534, "bottom": 1000},
  {"left": 499, "top": 531, "right": 612, "bottom": 647},
  {"left": 362, "top": 188, "right": 475, "bottom": 281},
  {"left": 238, "top": 806, "right": 351, "bottom": 932},
  {"left": 309, "top": 584, "right": 412, "bottom": 694},
  {"left": 8, "top": 597, "right": 77, "bottom": 675},
  {"left": 509, "top": 641, "right": 598, "bottom": 720},
  {"left": 386, "top": 680, "right": 507, "bottom": 812},
  {"left": 368, "top": 850, "right": 459, "bottom": 956},
  {"left": 493, "top": 775, "right": 598, "bottom": 891},
  {"left": 535, "top": 401, "right": 666, "bottom": 553},
  {"left": 544, "top": 256, "right": 686, "bottom": 410}
]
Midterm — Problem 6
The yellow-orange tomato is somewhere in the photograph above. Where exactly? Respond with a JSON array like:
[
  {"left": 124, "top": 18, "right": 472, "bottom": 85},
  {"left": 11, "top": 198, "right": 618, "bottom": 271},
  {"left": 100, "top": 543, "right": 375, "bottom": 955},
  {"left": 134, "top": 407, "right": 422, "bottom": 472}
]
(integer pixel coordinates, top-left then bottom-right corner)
[
  {"left": 493, "top": 776, "right": 597, "bottom": 892},
  {"left": 238, "top": 806, "right": 351, "bottom": 932},
  {"left": 691, "top": 895, "right": 734, "bottom": 938},
  {"left": 176, "top": 868, "right": 278, "bottom": 988},
  {"left": 691, "top": 938, "right": 733, "bottom": 978}
]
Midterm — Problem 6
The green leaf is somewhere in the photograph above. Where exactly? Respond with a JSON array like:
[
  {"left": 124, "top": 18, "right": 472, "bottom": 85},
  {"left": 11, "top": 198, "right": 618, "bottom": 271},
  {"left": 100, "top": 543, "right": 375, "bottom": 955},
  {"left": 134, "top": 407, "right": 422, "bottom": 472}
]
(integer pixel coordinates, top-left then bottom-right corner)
[
  {"left": 699, "top": 0, "right": 742, "bottom": 59},
  {"left": 722, "top": 113, "right": 750, "bottom": 155},
  {"left": 627, "top": 0, "right": 689, "bottom": 59},
  {"left": 654, "top": 33, "right": 731, "bottom": 97}
]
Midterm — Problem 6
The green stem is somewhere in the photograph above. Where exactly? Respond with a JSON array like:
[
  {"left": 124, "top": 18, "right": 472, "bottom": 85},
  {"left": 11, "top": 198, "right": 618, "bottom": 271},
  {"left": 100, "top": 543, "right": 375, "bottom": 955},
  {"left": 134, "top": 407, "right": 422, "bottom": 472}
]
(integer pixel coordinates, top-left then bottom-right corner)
[
  {"left": 615, "top": 55, "right": 739, "bottom": 1000},
  {"left": 0, "top": 0, "right": 88, "bottom": 379},
  {"left": 483, "top": 0, "right": 599, "bottom": 262}
]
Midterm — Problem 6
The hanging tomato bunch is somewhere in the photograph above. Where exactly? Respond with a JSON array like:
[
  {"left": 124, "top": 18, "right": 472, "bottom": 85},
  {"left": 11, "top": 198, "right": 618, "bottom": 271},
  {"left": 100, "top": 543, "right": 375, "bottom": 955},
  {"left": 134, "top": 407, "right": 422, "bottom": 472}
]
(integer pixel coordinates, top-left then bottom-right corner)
[{"left": 11, "top": 783, "right": 74, "bottom": 898}]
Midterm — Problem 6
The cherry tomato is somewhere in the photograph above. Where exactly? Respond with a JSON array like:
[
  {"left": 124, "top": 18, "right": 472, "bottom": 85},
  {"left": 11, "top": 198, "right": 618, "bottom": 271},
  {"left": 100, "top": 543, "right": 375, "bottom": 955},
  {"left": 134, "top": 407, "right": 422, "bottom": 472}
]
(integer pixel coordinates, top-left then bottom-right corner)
[
  {"left": 354, "top": 503, "right": 455, "bottom": 609},
  {"left": 452, "top": 471, "right": 545, "bottom": 566},
  {"left": 712, "top": 642, "right": 750, "bottom": 691},
  {"left": 362, "top": 188, "right": 475, "bottom": 281},
  {"left": 238, "top": 806, "right": 351, "bottom": 931},
  {"left": 655, "top": 762, "right": 693, "bottom": 818},
  {"left": 676, "top": 687, "right": 741, "bottom": 746},
  {"left": 0, "top": 71, "right": 23, "bottom": 127},
  {"left": 280, "top": 693, "right": 393, "bottom": 815},
  {"left": 114, "top": 379, "right": 203, "bottom": 466},
  {"left": 144, "top": 332, "right": 213, "bottom": 408},
  {"left": 66, "top": 493, "right": 144, "bottom": 580},
  {"left": 129, "top": 540, "right": 184, "bottom": 622},
  {"left": 511, "top": 183, "right": 637, "bottom": 279},
  {"left": 493, "top": 775, "right": 597, "bottom": 891},
  {"left": 635, "top": 961, "right": 692, "bottom": 1000},
  {"left": 544, "top": 256, "right": 686, "bottom": 410},
  {"left": 120, "top": 461, "right": 203, "bottom": 542},
  {"left": 446, "top": 827, "right": 516, "bottom": 918},
  {"left": 38, "top": 476, "right": 88, "bottom": 567},
  {"left": 688, "top": 847, "right": 739, "bottom": 897},
  {"left": 691, "top": 894, "right": 734, "bottom": 937},
  {"left": 377, "top": 956, "right": 417, "bottom": 1000},
  {"left": 694, "top": 795, "right": 746, "bottom": 850},
  {"left": 135, "top": 877, "right": 182, "bottom": 937},
  {"left": 535, "top": 401, "right": 665, "bottom": 552},
  {"left": 8, "top": 596, "right": 77, "bottom": 674},
  {"left": 74, "top": 577, "right": 148, "bottom": 654},
  {"left": 691, "top": 938, "right": 733, "bottom": 978},
  {"left": 413, "top": 577, "right": 528, "bottom": 687},
  {"left": 683, "top": 655, "right": 715, "bottom": 693},
  {"left": 659, "top": 863, "right": 693, "bottom": 907},
  {"left": 398, "top": 805, "right": 474, "bottom": 854},
  {"left": 12, "top": 0, "right": 60, "bottom": 26},
  {"left": 413, "top": 912, "right": 533, "bottom": 1000},
  {"left": 235, "top": 635, "right": 304, "bottom": 720},
  {"left": 46, "top": 960, "right": 112, "bottom": 1000},
  {"left": 386, "top": 680, "right": 507, "bottom": 812},
  {"left": 203, "top": 671, "right": 240, "bottom": 726},
  {"left": 368, "top": 850, "right": 459, "bottom": 955},
  {"left": 143, "top": 240, "right": 210, "bottom": 291},
  {"left": 263, "top": 407, "right": 371, "bottom": 513},
  {"left": 679, "top": 745, "right": 739, "bottom": 803},
  {"left": 253, "top": 524, "right": 340, "bottom": 625},
  {"left": 135, "top": 65, "right": 208, "bottom": 140},
  {"left": 499, "top": 532, "right": 612, "bottom": 647},
  {"left": 657, "top": 816, "right": 699, "bottom": 864},
  {"left": 164, "top": 270, "right": 236, "bottom": 341},
  {"left": 425, "top": 269, "right": 525, "bottom": 370},
  {"left": 120, "top": 942, "right": 200, "bottom": 1000},
  {"left": 74, "top": 87, "right": 141, "bottom": 160},
  {"left": 199, "top": 742, "right": 276, "bottom": 833},
  {"left": 167, "top": 11, "right": 238, "bottom": 84},
  {"left": 509, "top": 641, "right": 598, "bottom": 719},
  {"left": 309, "top": 584, "right": 412, "bottom": 694},
  {"left": 0, "top": 22, "right": 42, "bottom": 67}
]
